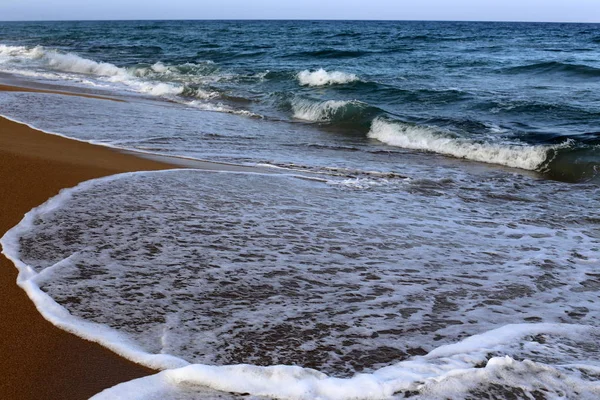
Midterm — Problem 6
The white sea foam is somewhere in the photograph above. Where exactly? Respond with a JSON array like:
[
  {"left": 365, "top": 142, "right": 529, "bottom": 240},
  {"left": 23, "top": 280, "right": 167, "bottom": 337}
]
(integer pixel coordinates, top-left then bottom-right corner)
[
  {"left": 2, "top": 170, "right": 598, "bottom": 398},
  {"left": 327, "top": 177, "right": 396, "bottom": 189},
  {"left": 132, "top": 61, "right": 218, "bottom": 83},
  {"left": 92, "top": 324, "right": 600, "bottom": 400},
  {"left": 137, "top": 81, "right": 184, "bottom": 96},
  {"left": 367, "top": 118, "right": 561, "bottom": 170},
  {"left": 189, "top": 100, "right": 262, "bottom": 117},
  {"left": 0, "top": 172, "right": 190, "bottom": 371},
  {"left": 0, "top": 44, "right": 268, "bottom": 119},
  {"left": 297, "top": 69, "right": 359, "bottom": 86},
  {"left": 150, "top": 62, "right": 169, "bottom": 74},
  {"left": 47, "top": 50, "right": 126, "bottom": 77},
  {"left": 0, "top": 45, "right": 228, "bottom": 105},
  {"left": 0, "top": 44, "right": 127, "bottom": 77},
  {"left": 0, "top": 45, "right": 167, "bottom": 91}
]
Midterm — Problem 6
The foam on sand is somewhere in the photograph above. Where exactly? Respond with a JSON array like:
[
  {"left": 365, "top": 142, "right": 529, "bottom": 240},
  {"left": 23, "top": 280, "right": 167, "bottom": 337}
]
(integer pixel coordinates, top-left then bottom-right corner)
[
  {"left": 92, "top": 324, "right": 600, "bottom": 400},
  {"left": 2, "top": 169, "right": 598, "bottom": 398},
  {"left": 0, "top": 171, "right": 190, "bottom": 371}
]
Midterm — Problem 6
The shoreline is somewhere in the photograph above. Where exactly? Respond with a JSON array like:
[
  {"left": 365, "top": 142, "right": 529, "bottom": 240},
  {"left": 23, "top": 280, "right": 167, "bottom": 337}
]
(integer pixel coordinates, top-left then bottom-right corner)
[
  {"left": 0, "top": 83, "right": 126, "bottom": 102},
  {"left": 0, "top": 88, "right": 179, "bottom": 399}
]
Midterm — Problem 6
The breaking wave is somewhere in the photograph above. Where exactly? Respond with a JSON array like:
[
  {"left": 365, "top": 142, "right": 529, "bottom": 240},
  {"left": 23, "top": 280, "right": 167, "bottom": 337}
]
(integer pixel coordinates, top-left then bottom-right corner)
[
  {"left": 367, "top": 118, "right": 562, "bottom": 171},
  {"left": 291, "top": 98, "right": 380, "bottom": 126},
  {"left": 0, "top": 44, "right": 126, "bottom": 76},
  {"left": 0, "top": 45, "right": 229, "bottom": 110},
  {"left": 297, "top": 69, "right": 359, "bottom": 86}
]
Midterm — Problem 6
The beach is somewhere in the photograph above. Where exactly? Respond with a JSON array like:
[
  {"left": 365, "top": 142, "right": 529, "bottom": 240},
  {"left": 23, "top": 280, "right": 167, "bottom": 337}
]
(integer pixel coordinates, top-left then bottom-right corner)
[
  {"left": 0, "top": 85, "right": 173, "bottom": 399},
  {"left": 0, "top": 20, "right": 598, "bottom": 399}
]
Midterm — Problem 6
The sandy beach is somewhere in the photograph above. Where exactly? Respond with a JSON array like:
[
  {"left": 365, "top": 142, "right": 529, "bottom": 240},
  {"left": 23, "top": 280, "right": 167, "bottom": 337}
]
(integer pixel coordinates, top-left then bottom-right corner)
[
  {"left": 1, "top": 17, "right": 598, "bottom": 400},
  {"left": 0, "top": 86, "right": 175, "bottom": 399}
]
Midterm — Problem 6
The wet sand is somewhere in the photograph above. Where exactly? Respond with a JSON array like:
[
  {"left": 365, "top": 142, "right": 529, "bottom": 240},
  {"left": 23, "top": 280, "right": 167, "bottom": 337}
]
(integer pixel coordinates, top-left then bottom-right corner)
[
  {"left": 0, "top": 83, "right": 125, "bottom": 101},
  {"left": 0, "top": 86, "right": 177, "bottom": 399}
]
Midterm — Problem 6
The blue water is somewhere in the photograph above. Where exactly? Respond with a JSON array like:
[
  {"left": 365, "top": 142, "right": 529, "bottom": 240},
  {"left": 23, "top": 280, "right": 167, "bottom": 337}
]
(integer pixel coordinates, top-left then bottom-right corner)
[
  {"left": 0, "top": 20, "right": 599, "bottom": 181},
  {"left": 1, "top": 20, "right": 600, "bottom": 399}
]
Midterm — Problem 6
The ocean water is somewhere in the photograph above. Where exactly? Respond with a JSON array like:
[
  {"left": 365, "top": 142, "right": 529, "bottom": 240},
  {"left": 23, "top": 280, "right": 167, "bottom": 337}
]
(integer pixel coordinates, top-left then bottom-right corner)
[{"left": 0, "top": 20, "right": 599, "bottom": 399}]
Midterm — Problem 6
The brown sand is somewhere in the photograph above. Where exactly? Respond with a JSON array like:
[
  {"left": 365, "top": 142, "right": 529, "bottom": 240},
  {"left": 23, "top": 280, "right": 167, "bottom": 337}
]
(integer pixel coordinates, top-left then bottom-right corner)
[{"left": 0, "top": 103, "right": 178, "bottom": 398}]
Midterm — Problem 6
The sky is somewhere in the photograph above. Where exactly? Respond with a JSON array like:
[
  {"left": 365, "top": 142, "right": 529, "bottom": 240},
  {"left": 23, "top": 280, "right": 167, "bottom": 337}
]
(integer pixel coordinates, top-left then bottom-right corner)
[{"left": 0, "top": 0, "right": 599, "bottom": 23}]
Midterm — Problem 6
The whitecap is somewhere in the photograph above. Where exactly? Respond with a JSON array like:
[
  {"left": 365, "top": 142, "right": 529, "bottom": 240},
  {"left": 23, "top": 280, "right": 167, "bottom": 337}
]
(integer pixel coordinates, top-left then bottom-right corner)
[
  {"left": 297, "top": 69, "right": 359, "bottom": 86},
  {"left": 367, "top": 117, "right": 565, "bottom": 170}
]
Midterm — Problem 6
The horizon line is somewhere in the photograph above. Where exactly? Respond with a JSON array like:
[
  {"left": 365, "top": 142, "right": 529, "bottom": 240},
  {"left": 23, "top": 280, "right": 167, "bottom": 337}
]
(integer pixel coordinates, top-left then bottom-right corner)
[{"left": 0, "top": 18, "right": 599, "bottom": 24}]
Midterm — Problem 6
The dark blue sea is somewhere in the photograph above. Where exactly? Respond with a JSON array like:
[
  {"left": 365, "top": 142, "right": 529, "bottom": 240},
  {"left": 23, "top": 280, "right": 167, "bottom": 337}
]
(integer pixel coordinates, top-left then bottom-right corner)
[{"left": 0, "top": 20, "right": 599, "bottom": 399}]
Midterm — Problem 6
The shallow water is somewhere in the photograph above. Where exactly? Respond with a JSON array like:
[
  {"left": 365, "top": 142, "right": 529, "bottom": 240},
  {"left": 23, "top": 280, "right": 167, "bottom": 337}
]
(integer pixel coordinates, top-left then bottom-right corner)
[{"left": 3, "top": 170, "right": 599, "bottom": 398}]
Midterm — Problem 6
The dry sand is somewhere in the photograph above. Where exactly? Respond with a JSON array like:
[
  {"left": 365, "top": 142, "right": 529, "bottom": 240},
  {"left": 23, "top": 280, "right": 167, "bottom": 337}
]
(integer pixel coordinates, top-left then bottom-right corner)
[{"left": 0, "top": 85, "right": 178, "bottom": 399}]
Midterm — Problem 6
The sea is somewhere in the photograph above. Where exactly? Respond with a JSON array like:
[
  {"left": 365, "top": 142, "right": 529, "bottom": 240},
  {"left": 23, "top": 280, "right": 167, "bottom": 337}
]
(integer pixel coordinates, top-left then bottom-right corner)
[{"left": 0, "top": 20, "right": 599, "bottom": 399}]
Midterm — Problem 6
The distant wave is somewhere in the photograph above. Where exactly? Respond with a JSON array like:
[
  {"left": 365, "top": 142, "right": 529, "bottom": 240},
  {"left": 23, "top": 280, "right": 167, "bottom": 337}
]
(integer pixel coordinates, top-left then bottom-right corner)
[
  {"left": 367, "top": 118, "right": 565, "bottom": 171},
  {"left": 327, "top": 31, "right": 361, "bottom": 39},
  {"left": 504, "top": 61, "right": 600, "bottom": 78},
  {"left": 0, "top": 44, "right": 125, "bottom": 76},
  {"left": 394, "top": 34, "right": 466, "bottom": 42},
  {"left": 133, "top": 61, "right": 218, "bottom": 81},
  {"left": 0, "top": 45, "right": 201, "bottom": 97},
  {"left": 0, "top": 44, "right": 262, "bottom": 116},
  {"left": 297, "top": 69, "right": 359, "bottom": 87},
  {"left": 284, "top": 49, "right": 370, "bottom": 59}
]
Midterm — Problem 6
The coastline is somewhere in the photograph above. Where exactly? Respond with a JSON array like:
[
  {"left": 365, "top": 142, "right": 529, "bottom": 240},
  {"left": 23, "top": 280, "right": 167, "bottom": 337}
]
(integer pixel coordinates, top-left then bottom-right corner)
[
  {"left": 0, "top": 20, "right": 598, "bottom": 399},
  {"left": 0, "top": 89, "right": 177, "bottom": 399}
]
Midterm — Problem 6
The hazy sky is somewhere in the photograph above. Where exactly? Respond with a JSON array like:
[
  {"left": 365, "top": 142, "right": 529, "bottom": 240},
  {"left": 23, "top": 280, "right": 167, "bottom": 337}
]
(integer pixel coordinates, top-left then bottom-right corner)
[{"left": 1, "top": 0, "right": 599, "bottom": 22}]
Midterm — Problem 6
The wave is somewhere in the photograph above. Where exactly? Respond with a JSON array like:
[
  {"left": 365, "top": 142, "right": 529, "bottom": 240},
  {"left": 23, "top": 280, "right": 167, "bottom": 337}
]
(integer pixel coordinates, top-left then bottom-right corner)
[
  {"left": 483, "top": 99, "right": 599, "bottom": 118},
  {"left": 0, "top": 44, "right": 183, "bottom": 96},
  {"left": 285, "top": 49, "right": 371, "bottom": 59},
  {"left": 367, "top": 118, "right": 564, "bottom": 171},
  {"left": 188, "top": 101, "right": 263, "bottom": 118},
  {"left": 541, "top": 144, "right": 600, "bottom": 183},
  {"left": 504, "top": 61, "right": 600, "bottom": 78},
  {"left": 0, "top": 44, "right": 262, "bottom": 116},
  {"left": 291, "top": 98, "right": 381, "bottom": 126},
  {"left": 297, "top": 69, "right": 359, "bottom": 87},
  {"left": 0, "top": 44, "right": 126, "bottom": 77},
  {"left": 194, "top": 49, "right": 267, "bottom": 61},
  {"left": 327, "top": 31, "right": 361, "bottom": 39},
  {"left": 132, "top": 61, "right": 218, "bottom": 81}
]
